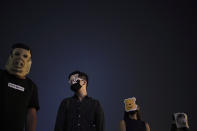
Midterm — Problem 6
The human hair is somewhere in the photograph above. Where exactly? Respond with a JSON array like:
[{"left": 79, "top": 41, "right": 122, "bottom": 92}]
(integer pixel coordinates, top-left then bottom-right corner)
[
  {"left": 124, "top": 110, "right": 141, "bottom": 121},
  {"left": 10, "top": 43, "right": 31, "bottom": 54},
  {"left": 68, "top": 70, "right": 89, "bottom": 85}
]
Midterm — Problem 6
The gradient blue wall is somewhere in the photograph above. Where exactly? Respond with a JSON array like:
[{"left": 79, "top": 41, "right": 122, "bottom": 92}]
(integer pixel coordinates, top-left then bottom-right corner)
[{"left": 0, "top": 1, "right": 196, "bottom": 131}]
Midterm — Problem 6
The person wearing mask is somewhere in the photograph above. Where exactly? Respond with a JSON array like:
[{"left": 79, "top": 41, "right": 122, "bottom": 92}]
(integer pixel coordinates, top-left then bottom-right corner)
[
  {"left": 120, "top": 97, "right": 150, "bottom": 131},
  {"left": 55, "top": 70, "right": 105, "bottom": 131},
  {"left": 170, "top": 112, "right": 190, "bottom": 131},
  {"left": 1, "top": 43, "right": 40, "bottom": 131}
]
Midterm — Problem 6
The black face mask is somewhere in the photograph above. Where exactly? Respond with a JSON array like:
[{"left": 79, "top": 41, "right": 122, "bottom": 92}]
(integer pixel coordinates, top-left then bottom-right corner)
[{"left": 70, "top": 80, "right": 82, "bottom": 92}]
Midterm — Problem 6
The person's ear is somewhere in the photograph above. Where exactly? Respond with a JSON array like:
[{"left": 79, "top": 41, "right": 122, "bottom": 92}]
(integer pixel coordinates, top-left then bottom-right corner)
[{"left": 83, "top": 80, "right": 87, "bottom": 86}]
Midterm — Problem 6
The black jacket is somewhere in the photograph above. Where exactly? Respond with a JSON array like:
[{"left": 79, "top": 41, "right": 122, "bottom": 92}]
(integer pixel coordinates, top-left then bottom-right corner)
[{"left": 54, "top": 95, "right": 105, "bottom": 131}]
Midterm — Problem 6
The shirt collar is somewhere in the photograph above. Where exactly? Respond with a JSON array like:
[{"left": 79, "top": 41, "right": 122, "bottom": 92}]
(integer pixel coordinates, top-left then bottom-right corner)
[{"left": 73, "top": 94, "right": 89, "bottom": 100}]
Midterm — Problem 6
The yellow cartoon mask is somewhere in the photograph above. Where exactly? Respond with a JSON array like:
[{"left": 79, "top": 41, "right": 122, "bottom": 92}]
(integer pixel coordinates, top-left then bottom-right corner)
[
  {"left": 124, "top": 97, "right": 138, "bottom": 112},
  {"left": 5, "top": 48, "right": 32, "bottom": 78}
]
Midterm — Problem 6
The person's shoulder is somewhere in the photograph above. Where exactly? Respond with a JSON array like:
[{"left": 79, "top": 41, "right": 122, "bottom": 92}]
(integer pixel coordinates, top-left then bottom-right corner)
[
  {"left": 87, "top": 96, "right": 100, "bottom": 103},
  {"left": 0, "top": 69, "right": 3, "bottom": 74},
  {"left": 144, "top": 122, "right": 149, "bottom": 126},
  {"left": 120, "top": 120, "right": 125, "bottom": 124},
  {"left": 120, "top": 120, "right": 126, "bottom": 126},
  {"left": 58, "top": 97, "right": 73, "bottom": 107},
  {"left": 0, "top": 69, "right": 5, "bottom": 74},
  {"left": 0, "top": 69, "right": 7, "bottom": 77},
  {"left": 61, "top": 97, "right": 73, "bottom": 103},
  {"left": 145, "top": 122, "right": 150, "bottom": 126},
  {"left": 26, "top": 77, "right": 35, "bottom": 84},
  {"left": 87, "top": 96, "right": 103, "bottom": 107},
  {"left": 25, "top": 77, "right": 38, "bottom": 89}
]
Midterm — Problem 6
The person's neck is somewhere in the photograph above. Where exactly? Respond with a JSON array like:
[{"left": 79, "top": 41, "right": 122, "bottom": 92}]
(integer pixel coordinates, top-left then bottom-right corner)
[
  {"left": 6, "top": 69, "right": 26, "bottom": 79},
  {"left": 129, "top": 114, "right": 137, "bottom": 120},
  {"left": 15, "top": 75, "right": 26, "bottom": 79},
  {"left": 76, "top": 86, "right": 87, "bottom": 101}
]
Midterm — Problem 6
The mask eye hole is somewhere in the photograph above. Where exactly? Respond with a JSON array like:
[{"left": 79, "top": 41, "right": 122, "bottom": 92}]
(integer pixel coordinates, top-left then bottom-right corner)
[
  {"left": 23, "top": 54, "right": 28, "bottom": 58},
  {"left": 14, "top": 52, "right": 20, "bottom": 56}
]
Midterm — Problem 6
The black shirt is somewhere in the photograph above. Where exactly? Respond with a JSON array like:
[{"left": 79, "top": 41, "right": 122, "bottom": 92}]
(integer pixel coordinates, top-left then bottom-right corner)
[
  {"left": 55, "top": 95, "right": 105, "bottom": 131},
  {"left": 170, "top": 124, "right": 190, "bottom": 131},
  {"left": 125, "top": 119, "right": 146, "bottom": 131},
  {"left": 0, "top": 69, "right": 40, "bottom": 131}
]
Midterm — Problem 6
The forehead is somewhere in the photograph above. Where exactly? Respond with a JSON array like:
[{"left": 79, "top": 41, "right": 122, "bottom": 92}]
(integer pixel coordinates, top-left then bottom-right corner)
[{"left": 12, "top": 48, "right": 31, "bottom": 56}]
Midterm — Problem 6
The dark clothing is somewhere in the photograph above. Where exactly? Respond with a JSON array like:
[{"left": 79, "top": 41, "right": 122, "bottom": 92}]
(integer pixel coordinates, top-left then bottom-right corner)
[
  {"left": 55, "top": 95, "right": 105, "bottom": 131},
  {"left": 124, "top": 118, "right": 146, "bottom": 131},
  {"left": 170, "top": 124, "right": 190, "bottom": 131},
  {"left": 0, "top": 69, "right": 39, "bottom": 131}
]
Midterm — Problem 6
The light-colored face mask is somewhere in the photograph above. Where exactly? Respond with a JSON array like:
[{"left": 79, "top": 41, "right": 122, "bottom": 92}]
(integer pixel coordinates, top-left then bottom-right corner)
[
  {"left": 124, "top": 97, "right": 138, "bottom": 112},
  {"left": 5, "top": 48, "right": 32, "bottom": 78},
  {"left": 68, "top": 74, "right": 83, "bottom": 85},
  {"left": 174, "top": 112, "right": 189, "bottom": 128}
]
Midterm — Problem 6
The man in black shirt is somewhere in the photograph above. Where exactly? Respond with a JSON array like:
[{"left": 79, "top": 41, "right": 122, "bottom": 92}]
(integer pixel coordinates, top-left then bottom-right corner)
[
  {"left": 1, "top": 43, "right": 40, "bottom": 131},
  {"left": 55, "top": 70, "right": 105, "bottom": 131}
]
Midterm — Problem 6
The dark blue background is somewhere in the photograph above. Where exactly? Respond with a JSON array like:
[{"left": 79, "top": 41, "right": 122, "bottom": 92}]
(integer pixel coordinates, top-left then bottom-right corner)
[{"left": 0, "top": 1, "right": 196, "bottom": 131}]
